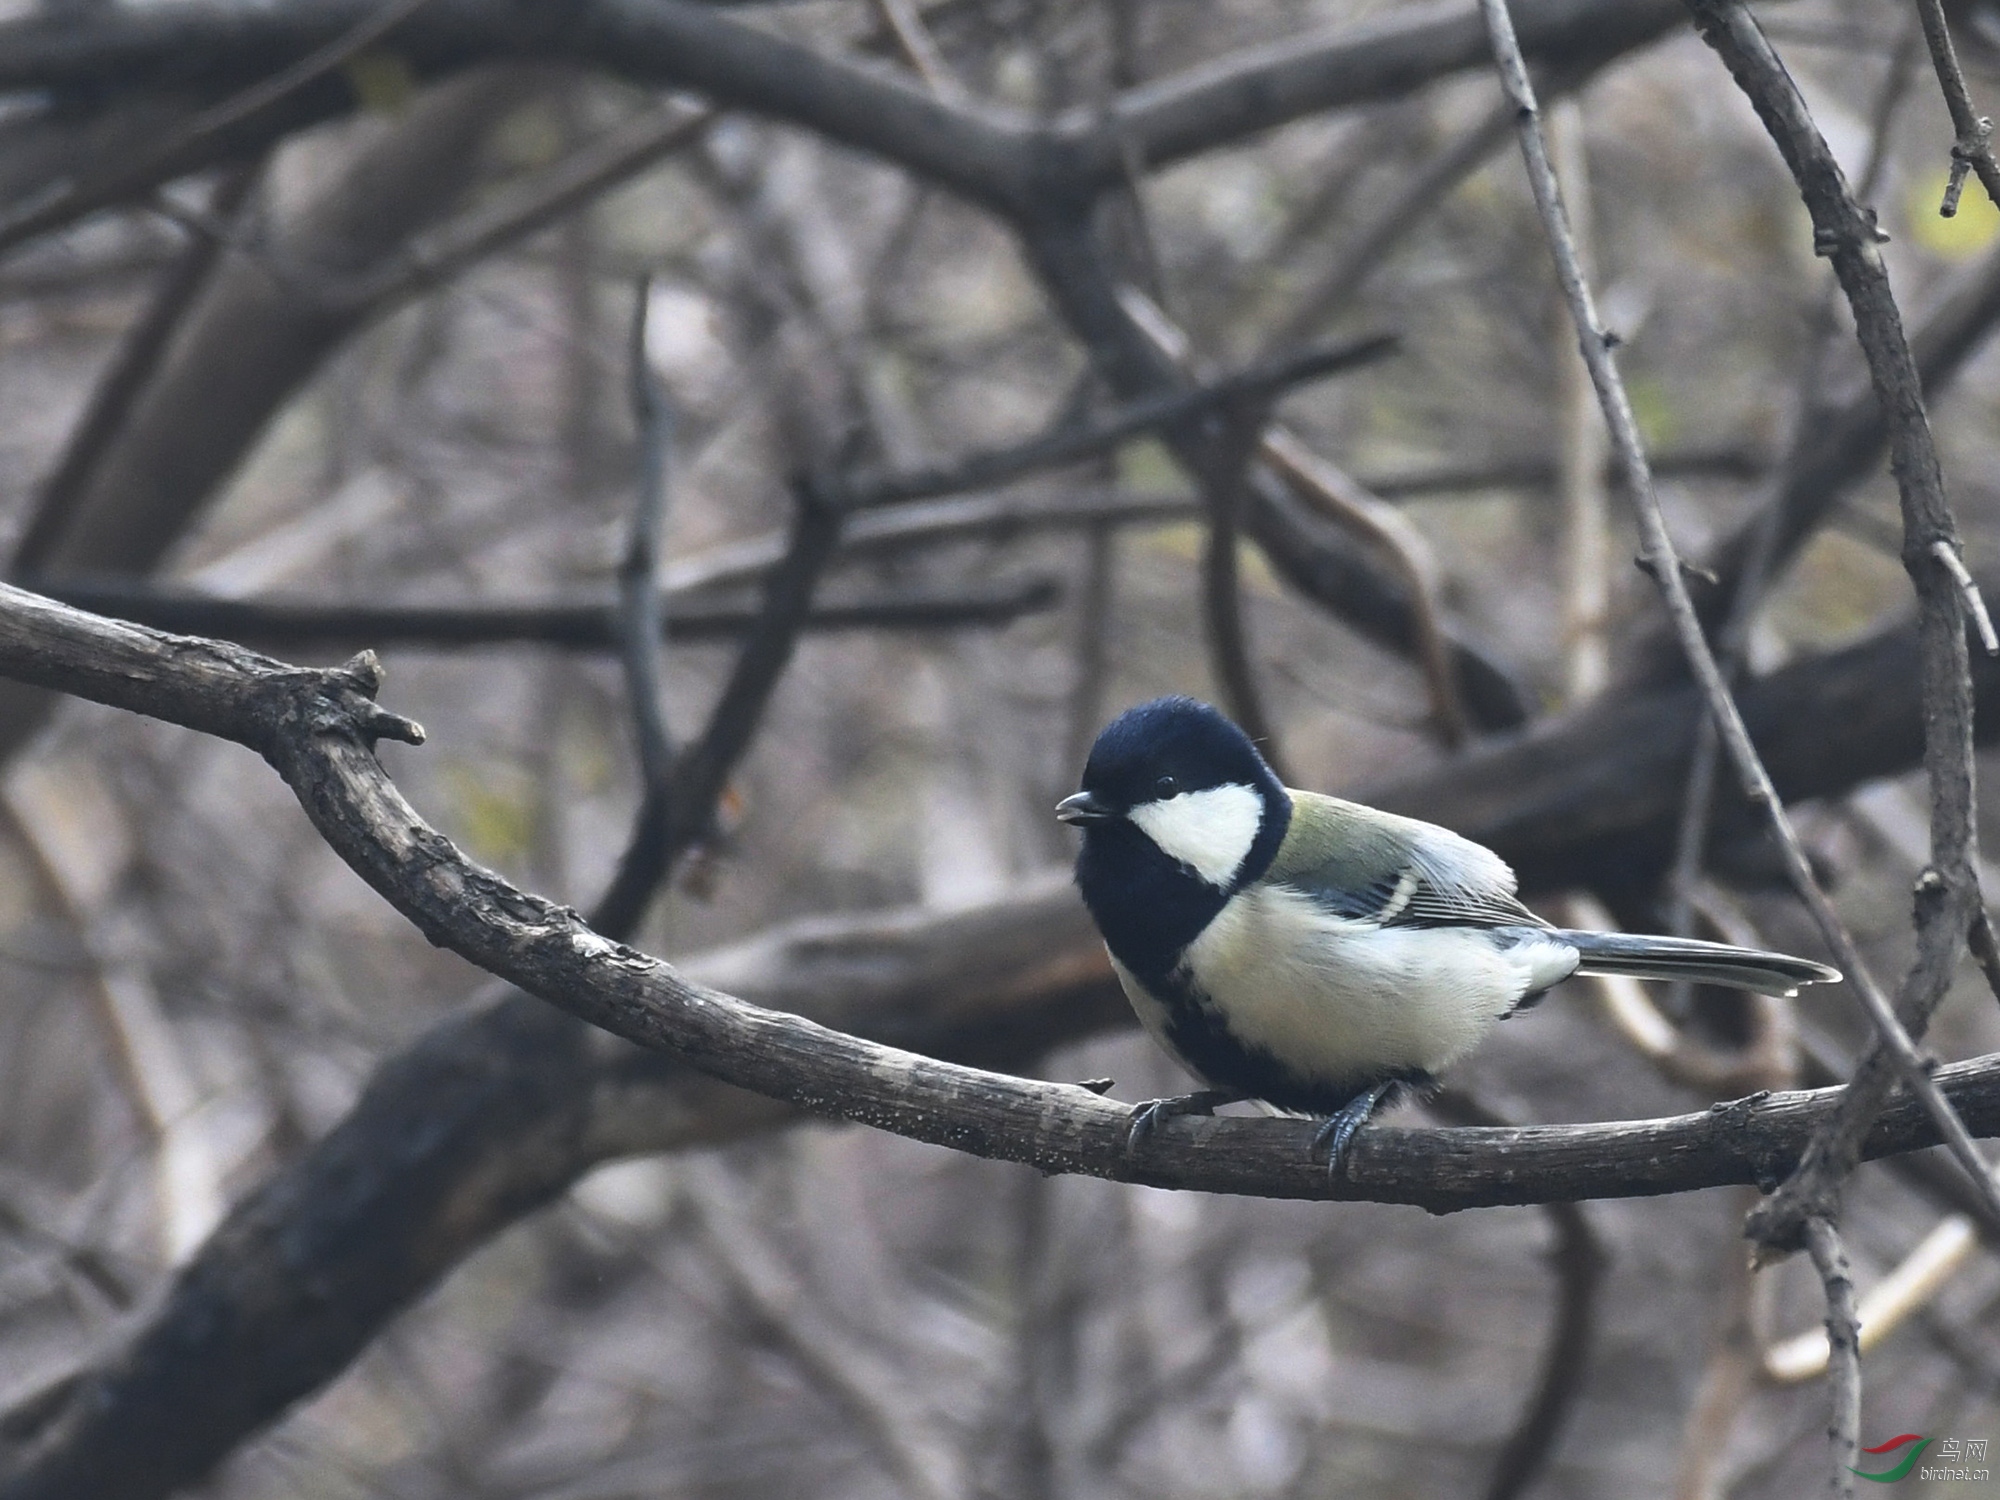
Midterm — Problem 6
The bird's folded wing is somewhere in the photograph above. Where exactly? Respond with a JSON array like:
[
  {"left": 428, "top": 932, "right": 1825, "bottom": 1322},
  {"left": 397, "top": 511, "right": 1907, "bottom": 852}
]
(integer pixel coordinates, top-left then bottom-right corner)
[{"left": 1266, "top": 791, "right": 1547, "bottom": 930}]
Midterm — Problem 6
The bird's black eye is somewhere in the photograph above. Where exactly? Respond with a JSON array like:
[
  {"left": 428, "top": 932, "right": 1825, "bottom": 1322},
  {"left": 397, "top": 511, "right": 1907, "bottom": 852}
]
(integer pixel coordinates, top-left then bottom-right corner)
[{"left": 1154, "top": 774, "right": 1179, "bottom": 799}]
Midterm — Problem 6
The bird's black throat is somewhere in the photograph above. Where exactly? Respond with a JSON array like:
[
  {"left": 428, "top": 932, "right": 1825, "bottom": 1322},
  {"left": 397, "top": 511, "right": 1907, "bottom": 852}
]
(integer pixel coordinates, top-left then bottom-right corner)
[
  {"left": 1071, "top": 784, "right": 1287, "bottom": 986},
  {"left": 1073, "top": 819, "right": 1231, "bottom": 985}
]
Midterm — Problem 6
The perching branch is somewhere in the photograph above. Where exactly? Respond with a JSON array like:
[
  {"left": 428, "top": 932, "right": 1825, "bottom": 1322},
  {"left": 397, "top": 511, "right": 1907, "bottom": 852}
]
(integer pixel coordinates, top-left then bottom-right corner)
[
  {"left": 10, "top": 582, "right": 2000, "bottom": 1217},
  {"left": 8, "top": 592, "right": 2000, "bottom": 1500}
]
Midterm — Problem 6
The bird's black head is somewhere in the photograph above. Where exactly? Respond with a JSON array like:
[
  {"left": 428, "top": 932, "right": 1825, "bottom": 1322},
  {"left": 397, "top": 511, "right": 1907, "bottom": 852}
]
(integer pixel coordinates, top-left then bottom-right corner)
[{"left": 1056, "top": 697, "right": 1290, "bottom": 981}]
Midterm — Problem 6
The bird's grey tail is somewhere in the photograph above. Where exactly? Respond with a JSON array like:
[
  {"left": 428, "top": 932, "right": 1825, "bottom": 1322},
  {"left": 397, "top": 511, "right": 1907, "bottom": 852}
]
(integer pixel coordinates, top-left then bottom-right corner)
[{"left": 1556, "top": 930, "right": 1840, "bottom": 998}]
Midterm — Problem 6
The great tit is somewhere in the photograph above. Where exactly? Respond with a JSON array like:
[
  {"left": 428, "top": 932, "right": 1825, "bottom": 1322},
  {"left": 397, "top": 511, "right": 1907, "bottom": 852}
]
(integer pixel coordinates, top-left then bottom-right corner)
[{"left": 1055, "top": 695, "right": 1840, "bottom": 1175}]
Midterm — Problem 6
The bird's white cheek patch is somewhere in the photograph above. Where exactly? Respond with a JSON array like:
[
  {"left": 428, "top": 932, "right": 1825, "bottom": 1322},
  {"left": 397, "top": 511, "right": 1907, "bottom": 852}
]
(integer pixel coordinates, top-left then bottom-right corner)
[{"left": 1129, "top": 783, "right": 1263, "bottom": 888}]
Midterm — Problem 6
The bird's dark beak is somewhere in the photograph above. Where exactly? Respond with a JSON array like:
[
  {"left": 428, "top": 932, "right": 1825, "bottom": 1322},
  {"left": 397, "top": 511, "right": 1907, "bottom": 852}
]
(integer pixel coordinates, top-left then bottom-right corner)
[{"left": 1055, "top": 790, "right": 1116, "bottom": 826}]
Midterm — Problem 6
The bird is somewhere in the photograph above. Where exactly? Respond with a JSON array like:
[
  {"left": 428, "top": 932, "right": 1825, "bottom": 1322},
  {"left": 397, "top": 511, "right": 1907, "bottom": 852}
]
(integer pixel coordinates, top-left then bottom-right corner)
[{"left": 1054, "top": 695, "right": 1840, "bottom": 1178}]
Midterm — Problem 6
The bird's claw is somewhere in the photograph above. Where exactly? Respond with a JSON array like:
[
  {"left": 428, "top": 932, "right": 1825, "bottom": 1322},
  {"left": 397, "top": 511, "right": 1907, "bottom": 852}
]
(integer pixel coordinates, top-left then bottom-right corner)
[
  {"left": 1126, "top": 1090, "right": 1239, "bottom": 1153},
  {"left": 1313, "top": 1082, "right": 1393, "bottom": 1185}
]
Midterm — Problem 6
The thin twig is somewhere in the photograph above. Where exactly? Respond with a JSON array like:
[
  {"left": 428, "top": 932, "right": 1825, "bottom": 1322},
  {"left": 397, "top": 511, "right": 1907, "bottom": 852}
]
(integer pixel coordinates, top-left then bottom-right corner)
[
  {"left": 1549, "top": 97, "right": 1610, "bottom": 704},
  {"left": 1026, "top": 213, "right": 1528, "bottom": 733},
  {"left": 1932, "top": 539, "right": 2000, "bottom": 654},
  {"left": 331, "top": 100, "right": 715, "bottom": 310},
  {"left": 656, "top": 447, "right": 1762, "bottom": 601},
  {"left": 1257, "top": 430, "right": 1472, "bottom": 745},
  {"left": 823, "top": 330, "right": 1397, "bottom": 512},
  {"left": 1110, "top": 287, "right": 1472, "bottom": 744},
  {"left": 872, "top": 0, "right": 967, "bottom": 103},
  {"left": 1270, "top": 89, "right": 1521, "bottom": 346},
  {"left": 131, "top": 99, "right": 717, "bottom": 318},
  {"left": 1366, "top": 445, "right": 1765, "bottom": 499},
  {"left": 1679, "top": 0, "right": 1995, "bottom": 1249},
  {"left": 1663, "top": 15, "right": 1917, "bottom": 985},
  {"left": 592, "top": 488, "right": 845, "bottom": 939},
  {"left": 664, "top": 486, "right": 1187, "bottom": 595},
  {"left": 186, "top": 0, "right": 434, "bottom": 143},
  {"left": 13, "top": 161, "right": 264, "bottom": 576},
  {"left": 1763, "top": 1214, "right": 1979, "bottom": 1382},
  {"left": 1197, "top": 404, "right": 1288, "bottom": 780},
  {"left": 1490, "top": 0, "right": 2000, "bottom": 1244},
  {"left": 620, "top": 279, "right": 677, "bottom": 799},
  {"left": 1802, "top": 1217, "right": 1860, "bottom": 1500},
  {"left": 16, "top": 577, "right": 1061, "bottom": 650},
  {"left": 1916, "top": 0, "right": 2000, "bottom": 218}
]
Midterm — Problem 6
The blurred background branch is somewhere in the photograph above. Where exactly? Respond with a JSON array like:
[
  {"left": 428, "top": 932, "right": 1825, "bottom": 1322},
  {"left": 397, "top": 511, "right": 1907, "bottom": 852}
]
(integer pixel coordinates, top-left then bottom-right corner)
[{"left": 1, "top": 2, "right": 1999, "bottom": 1499}]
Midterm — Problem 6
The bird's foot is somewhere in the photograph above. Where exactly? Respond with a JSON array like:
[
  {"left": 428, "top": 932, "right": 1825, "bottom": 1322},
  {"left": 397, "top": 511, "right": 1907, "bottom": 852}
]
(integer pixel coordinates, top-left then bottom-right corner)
[
  {"left": 1127, "top": 1090, "right": 1242, "bottom": 1152},
  {"left": 1313, "top": 1082, "right": 1394, "bottom": 1185}
]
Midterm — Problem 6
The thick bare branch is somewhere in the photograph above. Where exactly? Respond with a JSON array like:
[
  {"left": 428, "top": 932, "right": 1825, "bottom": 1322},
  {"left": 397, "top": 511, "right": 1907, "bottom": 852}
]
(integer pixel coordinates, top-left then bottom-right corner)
[
  {"left": 1048, "top": 0, "right": 1682, "bottom": 189},
  {"left": 0, "top": 875, "right": 1124, "bottom": 1500},
  {"left": 0, "top": 0, "right": 434, "bottom": 259},
  {"left": 0, "top": 0, "right": 1684, "bottom": 228}
]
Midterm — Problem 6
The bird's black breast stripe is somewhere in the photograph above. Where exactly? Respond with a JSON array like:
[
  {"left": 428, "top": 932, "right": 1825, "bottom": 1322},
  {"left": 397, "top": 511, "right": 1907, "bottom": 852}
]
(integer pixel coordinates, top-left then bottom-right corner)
[{"left": 1148, "top": 967, "right": 1433, "bottom": 1118}]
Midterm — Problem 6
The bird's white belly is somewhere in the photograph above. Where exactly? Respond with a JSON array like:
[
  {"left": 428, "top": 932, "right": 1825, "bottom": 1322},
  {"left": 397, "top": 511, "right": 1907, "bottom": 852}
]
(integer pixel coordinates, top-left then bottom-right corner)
[{"left": 1166, "top": 885, "right": 1575, "bottom": 1082}]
